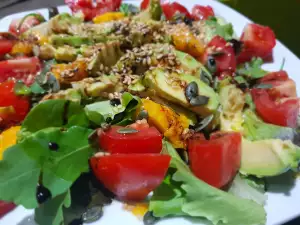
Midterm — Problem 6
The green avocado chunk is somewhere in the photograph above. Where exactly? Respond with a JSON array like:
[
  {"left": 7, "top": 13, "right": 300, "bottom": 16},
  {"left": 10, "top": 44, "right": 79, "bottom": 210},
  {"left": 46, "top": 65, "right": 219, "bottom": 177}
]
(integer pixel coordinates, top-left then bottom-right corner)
[
  {"left": 144, "top": 68, "right": 219, "bottom": 117},
  {"left": 241, "top": 138, "right": 300, "bottom": 177}
]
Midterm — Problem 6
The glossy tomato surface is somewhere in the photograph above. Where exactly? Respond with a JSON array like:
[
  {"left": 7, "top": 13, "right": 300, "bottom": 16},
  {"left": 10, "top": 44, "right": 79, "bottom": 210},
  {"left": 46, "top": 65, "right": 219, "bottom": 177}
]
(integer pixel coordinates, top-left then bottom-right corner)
[
  {"left": 251, "top": 88, "right": 299, "bottom": 128},
  {"left": 162, "top": 2, "right": 191, "bottom": 20},
  {"left": 99, "top": 125, "right": 162, "bottom": 154},
  {"left": 202, "top": 36, "right": 236, "bottom": 76},
  {"left": 258, "top": 71, "right": 297, "bottom": 98},
  {"left": 90, "top": 154, "right": 171, "bottom": 201},
  {"left": 188, "top": 132, "right": 241, "bottom": 188},
  {"left": 0, "top": 57, "right": 41, "bottom": 86},
  {"left": 191, "top": 5, "right": 214, "bottom": 20},
  {"left": 0, "top": 201, "right": 15, "bottom": 218},
  {"left": 0, "top": 80, "right": 30, "bottom": 128},
  {"left": 65, "top": 0, "right": 122, "bottom": 21},
  {"left": 238, "top": 23, "right": 276, "bottom": 63}
]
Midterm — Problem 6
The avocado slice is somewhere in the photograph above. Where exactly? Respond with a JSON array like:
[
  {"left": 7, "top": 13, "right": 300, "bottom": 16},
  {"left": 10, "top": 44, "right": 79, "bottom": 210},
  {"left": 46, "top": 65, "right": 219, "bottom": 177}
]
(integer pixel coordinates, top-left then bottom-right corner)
[
  {"left": 175, "top": 50, "right": 212, "bottom": 81},
  {"left": 50, "top": 35, "right": 93, "bottom": 47},
  {"left": 144, "top": 68, "right": 219, "bottom": 117},
  {"left": 134, "top": 0, "right": 162, "bottom": 21},
  {"left": 241, "top": 138, "right": 300, "bottom": 177}
]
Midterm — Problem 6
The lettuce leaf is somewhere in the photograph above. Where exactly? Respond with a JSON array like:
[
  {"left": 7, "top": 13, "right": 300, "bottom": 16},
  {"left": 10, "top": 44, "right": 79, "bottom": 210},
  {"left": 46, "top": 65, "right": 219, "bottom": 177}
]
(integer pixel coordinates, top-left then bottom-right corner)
[
  {"left": 150, "top": 141, "right": 266, "bottom": 225},
  {"left": 243, "top": 109, "right": 295, "bottom": 141},
  {"left": 228, "top": 174, "right": 267, "bottom": 205},
  {"left": 84, "top": 92, "right": 141, "bottom": 126}
]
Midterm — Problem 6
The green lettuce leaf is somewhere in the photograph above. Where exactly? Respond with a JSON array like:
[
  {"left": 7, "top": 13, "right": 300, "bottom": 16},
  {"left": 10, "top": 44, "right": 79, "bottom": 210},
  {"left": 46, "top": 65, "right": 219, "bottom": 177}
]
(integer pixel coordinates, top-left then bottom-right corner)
[
  {"left": 84, "top": 92, "right": 141, "bottom": 126},
  {"left": 205, "top": 17, "right": 234, "bottom": 41},
  {"left": 243, "top": 109, "right": 295, "bottom": 141},
  {"left": 228, "top": 174, "right": 267, "bottom": 205},
  {"left": 0, "top": 126, "right": 93, "bottom": 209},
  {"left": 150, "top": 141, "right": 266, "bottom": 225},
  {"left": 237, "top": 58, "right": 268, "bottom": 79}
]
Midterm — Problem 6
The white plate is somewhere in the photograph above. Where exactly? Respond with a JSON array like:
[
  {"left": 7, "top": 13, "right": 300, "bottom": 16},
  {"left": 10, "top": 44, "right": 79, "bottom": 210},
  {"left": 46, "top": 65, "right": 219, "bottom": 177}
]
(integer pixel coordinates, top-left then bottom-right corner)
[{"left": 1, "top": 1, "right": 300, "bottom": 225}]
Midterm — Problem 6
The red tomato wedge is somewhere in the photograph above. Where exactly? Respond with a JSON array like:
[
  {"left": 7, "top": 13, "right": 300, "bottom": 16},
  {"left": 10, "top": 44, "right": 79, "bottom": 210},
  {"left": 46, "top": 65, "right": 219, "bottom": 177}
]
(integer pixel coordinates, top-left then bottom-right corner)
[
  {"left": 191, "top": 5, "right": 214, "bottom": 20},
  {"left": 258, "top": 71, "right": 297, "bottom": 99},
  {"left": 99, "top": 125, "right": 162, "bottom": 154},
  {"left": 161, "top": 2, "right": 191, "bottom": 20},
  {"left": 65, "top": 0, "right": 122, "bottom": 21},
  {"left": 9, "top": 14, "right": 45, "bottom": 36},
  {"left": 90, "top": 154, "right": 171, "bottom": 201},
  {"left": 251, "top": 88, "right": 299, "bottom": 128},
  {"left": 0, "top": 33, "right": 17, "bottom": 56},
  {"left": 0, "top": 201, "right": 16, "bottom": 218},
  {"left": 188, "top": 132, "right": 241, "bottom": 188},
  {"left": 0, "top": 57, "right": 41, "bottom": 86},
  {"left": 0, "top": 80, "right": 30, "bottom": 128},
  {"left": 140, "top": 0, "right": 150, "bottom": 10},
  {"left": 238, "top": 23, "right": 276, "bottom": 64},
  {"left": 202, "top": 36, "right": 236, "bottom": 76}
]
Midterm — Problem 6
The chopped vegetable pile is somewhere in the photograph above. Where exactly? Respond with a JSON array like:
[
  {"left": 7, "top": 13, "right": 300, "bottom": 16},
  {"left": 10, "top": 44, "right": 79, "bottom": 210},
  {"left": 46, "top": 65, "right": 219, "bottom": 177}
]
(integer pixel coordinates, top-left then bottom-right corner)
[{"left": 0, "top": 0, "right": 299, "bottom": 225}]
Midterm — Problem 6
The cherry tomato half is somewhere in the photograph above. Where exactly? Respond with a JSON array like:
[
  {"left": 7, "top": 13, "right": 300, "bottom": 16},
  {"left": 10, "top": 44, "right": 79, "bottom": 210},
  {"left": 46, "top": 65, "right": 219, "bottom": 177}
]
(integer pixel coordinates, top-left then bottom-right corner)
[
  {"left": 238, "top": 23, "right": 276, "bottom": 64},
  {"left": 191, "top": 5, "right": 214, "bottom": 20},
  {"left": 161, "top": 2, "right": 191, "bottom": 20},
  {"left": 251, "top": 89, "right": 299, "bottom": 128},
  {"left": 65, "top": 0, "right": 122, "bottom": 21},
  {"left": 0, "top": 201, "right": 16, "bottom": 218},
  {"left": 258, "top": 71, "right": 297, "bottom": 99},
  {"left": 202, "top": 36, "right": 236, "bottom": 77},
  {"left": 188, "top": 132, "right": 241, "bottom": 188},
  {"left": 0, "top": 57, "right": 41, "bottom": 86},
  {"left": 99, "top": 125, "right": 162, "bottom": 154},
  {"left": 0, "top": 80, "right": 30, "bottom": 128},
  {"left": 90, "top": 154, "right": 171, "bottom": 201}
]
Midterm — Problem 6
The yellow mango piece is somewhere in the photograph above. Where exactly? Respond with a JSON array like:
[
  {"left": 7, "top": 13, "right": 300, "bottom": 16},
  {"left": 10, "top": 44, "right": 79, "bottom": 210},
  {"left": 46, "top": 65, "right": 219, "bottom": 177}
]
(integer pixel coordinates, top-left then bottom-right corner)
[
  {"left": 11, "top": 42, "right": 33, "bottom": 56},
  {"left": 0, "top": 126, "right": 21, "bottom": 160},
  {"left": 93, "top": 12, "right": 125, "bottom": 24},
  {"left": 124, "top": 203, "right": 149, "bottom": 219},
  {"left": 141, "top": 99, "right": 189, "bottom": 149}
]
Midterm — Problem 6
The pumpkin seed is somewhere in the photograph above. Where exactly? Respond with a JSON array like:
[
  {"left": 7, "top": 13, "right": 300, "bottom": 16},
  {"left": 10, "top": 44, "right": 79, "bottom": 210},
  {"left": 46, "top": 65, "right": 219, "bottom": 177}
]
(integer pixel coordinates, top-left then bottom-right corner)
[
  {"left": 200, "top": 70, "right": 211, "bottom": 85},
  {"left": 206, "top": 55, "right": 216, "bottom": 74},
  {"left": 195, "top": 114, "right": 214, "bottom": 132},
  {"left": 117, "top": 127, "right": 138, "bottom": 134},
  {"left": 190, "top": 95, "right": 209, "bottom": 106},
  {"left": 143, "top": 211, "right": 159, "bottom": 225},
  {"left": 137, "top": 110, "right": 149, "bottom": 120},
  {"left": 82, "top": 206, "right": 103, "bottom": 223},
  {"left": 185, "top": 81, "right": 198, "bottom": 101}
]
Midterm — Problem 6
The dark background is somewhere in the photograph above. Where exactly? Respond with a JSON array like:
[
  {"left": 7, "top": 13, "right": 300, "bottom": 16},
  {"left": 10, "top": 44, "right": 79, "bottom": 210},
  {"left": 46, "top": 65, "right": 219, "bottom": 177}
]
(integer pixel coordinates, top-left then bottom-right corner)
[{"left": 0, "top": 0, "right": 300, "bottom": 224}]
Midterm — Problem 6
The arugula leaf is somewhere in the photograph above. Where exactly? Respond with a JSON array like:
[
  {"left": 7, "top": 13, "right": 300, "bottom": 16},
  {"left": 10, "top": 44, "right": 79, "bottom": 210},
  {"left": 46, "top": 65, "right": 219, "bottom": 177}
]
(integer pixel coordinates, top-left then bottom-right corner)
[
  {"left": 21, "top": 100, "right": 89, "bottom": 136},
  {"left": 35, "top": 191, "right": 71, "bottom": 225},
  {"left": 205, "top": 17, "right": 234, "bottom": 41},
  {"left": 237, "top": 57, "right": 268, "bottom": 79},
  {"left": 150, "top": 141, "right": 267, "bottom": 225},
  {"left": 0, "top": 146, "right": 41, "bottom": 208},
  {"left": 0, "top": 126, "right": 93, "bottom": 209},
  {"left": 120, "top": 3, "right": 140, "bottom": 16}
]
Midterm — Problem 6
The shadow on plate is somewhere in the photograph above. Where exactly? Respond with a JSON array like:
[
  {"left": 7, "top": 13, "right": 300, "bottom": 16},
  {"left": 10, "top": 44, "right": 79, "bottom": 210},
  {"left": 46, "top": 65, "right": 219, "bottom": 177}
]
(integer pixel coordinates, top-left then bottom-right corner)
[
  {"left": 265, "top": 171, "right": 297, "bottom": 196},
  {"left": 17, "top": 215, "right": 37, "bottom": 225}
]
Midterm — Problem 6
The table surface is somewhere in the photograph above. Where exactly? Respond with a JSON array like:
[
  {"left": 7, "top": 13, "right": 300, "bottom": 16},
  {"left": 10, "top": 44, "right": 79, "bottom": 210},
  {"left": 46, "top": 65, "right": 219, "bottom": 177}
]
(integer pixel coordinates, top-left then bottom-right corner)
[{"left": 0, "top": 0, "right": 300, "bottom": 224}]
